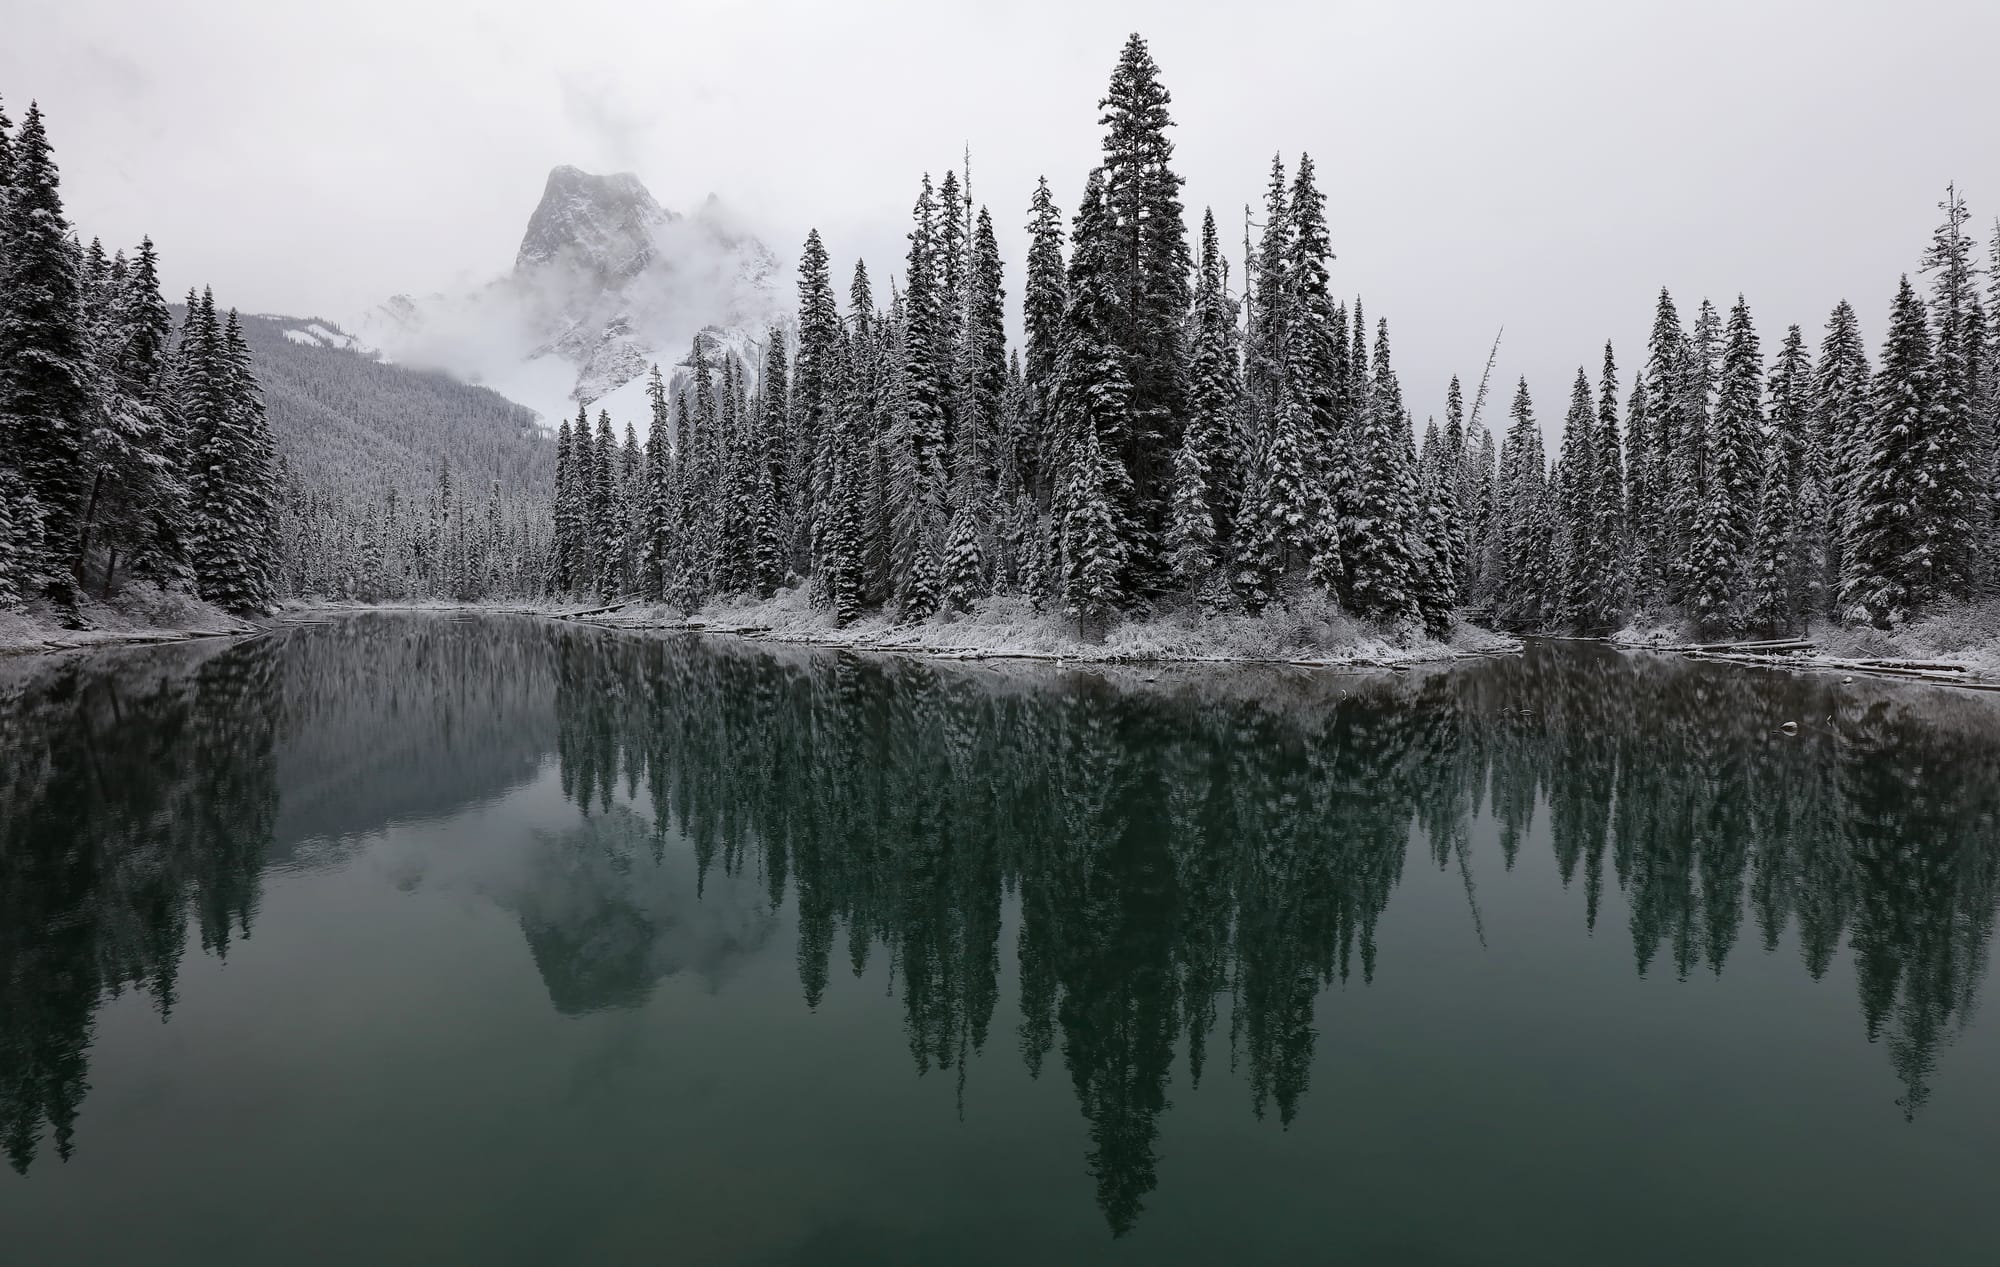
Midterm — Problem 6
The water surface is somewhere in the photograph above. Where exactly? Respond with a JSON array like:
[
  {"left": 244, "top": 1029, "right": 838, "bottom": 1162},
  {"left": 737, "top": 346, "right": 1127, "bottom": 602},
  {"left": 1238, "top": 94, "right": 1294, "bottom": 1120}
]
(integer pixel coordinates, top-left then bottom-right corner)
[{"left": 3, "top": 616, "right": 1998, "bottom": 1265}]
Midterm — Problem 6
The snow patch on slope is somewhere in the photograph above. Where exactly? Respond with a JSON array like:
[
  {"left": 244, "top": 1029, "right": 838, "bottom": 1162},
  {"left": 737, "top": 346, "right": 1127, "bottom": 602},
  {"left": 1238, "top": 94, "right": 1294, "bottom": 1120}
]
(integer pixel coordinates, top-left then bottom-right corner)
[{"left": 277, "top": 319, "right": 376, "bottom": 355}]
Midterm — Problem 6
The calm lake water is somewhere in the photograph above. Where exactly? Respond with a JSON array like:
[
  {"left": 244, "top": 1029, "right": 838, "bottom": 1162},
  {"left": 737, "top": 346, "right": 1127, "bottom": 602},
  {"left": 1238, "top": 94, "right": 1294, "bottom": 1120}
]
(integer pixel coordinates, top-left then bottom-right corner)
[{"left": 4, "top": 615, "right": 1999, "bottom": 1265}]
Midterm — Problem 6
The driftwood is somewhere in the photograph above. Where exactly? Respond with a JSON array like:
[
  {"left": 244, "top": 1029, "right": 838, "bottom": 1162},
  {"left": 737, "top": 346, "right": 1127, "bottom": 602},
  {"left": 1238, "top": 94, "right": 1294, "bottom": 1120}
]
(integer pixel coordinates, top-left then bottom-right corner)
[
  {"left": 1687, "top": 638, "right": 1814, "bottom": 654},
  {"left": 559, "top": 600, "right": 639, "bottom": 620},
  {"left": 1841, "top": 658, "right": 1967, "bottom": 673}
]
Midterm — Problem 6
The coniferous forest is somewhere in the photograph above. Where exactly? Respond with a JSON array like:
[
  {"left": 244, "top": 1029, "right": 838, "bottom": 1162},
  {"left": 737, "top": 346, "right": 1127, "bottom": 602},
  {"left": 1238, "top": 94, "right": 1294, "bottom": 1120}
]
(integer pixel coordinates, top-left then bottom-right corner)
[
  {"left": 9, "top": 35, "right": 2000, "bottom": 643},
  {"left": 549, "top": 34, "right": 2000, "bottom": 642},
  {"left": 0, "top": 96, "right": 281, "bottom": 617}
]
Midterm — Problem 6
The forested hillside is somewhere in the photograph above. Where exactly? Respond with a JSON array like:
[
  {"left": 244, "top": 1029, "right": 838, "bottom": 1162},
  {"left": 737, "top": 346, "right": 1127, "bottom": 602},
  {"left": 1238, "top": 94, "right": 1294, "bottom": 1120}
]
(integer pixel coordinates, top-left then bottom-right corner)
[
  {"left": 230, "top": 311, "right": 554, "bottom": 503},
  {"left": 232, "top": 310, "right": 560, "bottom": 602}
]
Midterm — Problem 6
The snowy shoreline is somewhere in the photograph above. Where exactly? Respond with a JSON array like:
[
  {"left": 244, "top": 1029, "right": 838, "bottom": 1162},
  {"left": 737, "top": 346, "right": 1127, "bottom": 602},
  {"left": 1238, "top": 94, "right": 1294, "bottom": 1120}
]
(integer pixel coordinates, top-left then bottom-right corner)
[
  {"left": 0, "top": 585, "right": 258, "bottom": 658},
  {"left": 1609, "top": 606, "right": 2000, "bottom": 691},
  {"left": 265, "top": 593, "right": 1521, "bottom": 671},
  {"left": 534, "top": 590, "right": 1524, "bottom": 672}
]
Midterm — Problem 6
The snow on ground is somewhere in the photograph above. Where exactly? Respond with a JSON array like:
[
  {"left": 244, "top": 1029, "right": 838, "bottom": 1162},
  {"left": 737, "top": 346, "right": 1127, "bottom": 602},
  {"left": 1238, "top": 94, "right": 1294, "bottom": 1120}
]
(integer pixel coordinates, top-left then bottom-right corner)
[
  {"left": 1810, "top": 602, "right": 2000, "bottom": 679},
  {"left": 0, "top": 583, "right": 254, "bottom": 656},
  {"left": 569, "top": 586, "right": 1519, "bottom": 670},
  {"left": 1605, "top": 601, "right": 2000, "bottom": 687},
  {"left": 1607, "top": 615, "right": 1693, "bottom": 649}
]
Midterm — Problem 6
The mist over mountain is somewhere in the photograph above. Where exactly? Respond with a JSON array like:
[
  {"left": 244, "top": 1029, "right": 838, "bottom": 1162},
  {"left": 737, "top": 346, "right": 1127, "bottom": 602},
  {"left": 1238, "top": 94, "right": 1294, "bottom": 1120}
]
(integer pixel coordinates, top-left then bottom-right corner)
[{"left": 358, "top": 165, "right": 785, "bottom": 430}]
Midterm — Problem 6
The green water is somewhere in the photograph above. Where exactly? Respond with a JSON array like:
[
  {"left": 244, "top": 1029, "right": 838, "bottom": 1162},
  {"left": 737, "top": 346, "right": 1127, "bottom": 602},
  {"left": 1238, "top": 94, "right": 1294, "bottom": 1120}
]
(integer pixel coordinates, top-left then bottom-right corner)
[{"left": 3, "top": 614, "right": 1998, "bottom": 1265}]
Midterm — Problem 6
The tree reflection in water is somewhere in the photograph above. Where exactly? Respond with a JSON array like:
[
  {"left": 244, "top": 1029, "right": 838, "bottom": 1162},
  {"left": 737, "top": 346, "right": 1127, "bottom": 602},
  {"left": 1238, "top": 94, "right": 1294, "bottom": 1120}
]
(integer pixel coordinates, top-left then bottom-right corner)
[
  {"left": 2, "top": 622, "right": 1996, "bottom": 1240},
  {"left": 551, "top": 633, "right": 2000, "bottom": 1231}
]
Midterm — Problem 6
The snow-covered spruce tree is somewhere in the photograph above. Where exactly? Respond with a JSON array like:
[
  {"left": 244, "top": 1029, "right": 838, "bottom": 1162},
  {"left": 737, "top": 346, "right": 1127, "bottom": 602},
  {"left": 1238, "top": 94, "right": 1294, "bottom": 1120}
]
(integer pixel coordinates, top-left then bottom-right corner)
[
  {"left": 1466, "top": 425, "right": 1497, "bottom": 606},
  {"left": 794, "top": 229, "right": 840, "bottom": 576},
  {"left": 1553, "top": 367, "right": 1597, "bottom": 628},
  {"left": 1239, "top": 157, "right": 1346, "bottom": 606},
  {"left": 667, "top": 385, "right": 702, "bottom": 610},
  {"left": 1411, "top": 418, "right": 1457, "bottom": 637},
  {"left": 1812, "top": 299, "right": 1870, "bottom": 615},
  {"left": 1772, "top": 325, "right": 1816, "bottom": 620},
  {"left": 1165, "top": 418, "right": 1218, "bottom": 594},
  {"left": 590, "top": 410, "right": 618, "bottom": 600},
  {"left": 1686, "top": 296, "right": 1760, "bottom": 634},
  {"left": 1843, "top": 276, "right": 1936, "bottom": 625},
  {"left": 753, "top": 334, "right": 788, "bottom": 596},
  {"left": 181, "top": 302, "right": 277, "bottom": 612},
  {"left": 1586, "top": 342, "right": 1627, "bottom": 627},
  {"left": 224, "top": 309, "right": 280, "bottom": 604},
  {"left": 958, "top": 205, "right": 1008, "bottom": 466},
  {"left": 1620, "top": 370, "right": 1653, "bottom": 609},
  {"left": 683, "top": 336, "right": 720, "bottom": 603},
  {"left": 619, "top": 421, "right": 642, "bottom": 593},
  {"left": 1058, "top": 418, "right": 1129, "bottom": 637},
  {"left": 1050, "top": 170, "right": 1137, "bottom": 636},
  {"left": 1918, "top": 184, "right": 1981, "bottom": 600},
  {"left": 1664, "top": 297, "right": 1719, "bottom": 605},
  {"left": 1096, "top": 32, "right": 1192, "bottom": 586},
  {"left": 1022, "top": 178, "right": 1068, "bottom": 391},
  {"left": 1986, "top": 221, "right": 2000, "bottom": 573},
  {"left": 935, "top": 169, "right": 967, "bottom": 439},
  {"left": 1488, "top": 378, "right": 1552, "bottom": 627},
  {"left": 1230, "top": 158, "right": 1292, "bottom": 611},
  {"left": 552, "top": 409, "right": 580, "bottom": 593},
  {"left": 1021, "top": 177, "right": 1066, "bottom": 505},
  {"left": 1243, "top": 154, "right": 1292, "bottom": 448},
  {"left": 1973, "top": 284, "right": 1995, "bottom": 581},
  {"left": 941, "top": 204, "right": 1007, "bottom": 614},
  {"left": 0, "top": 92, "right": 12, "bottom": 235},
  {"left": 890, "top": 176, "right": 949, "bottom": 619},
  {"left": 940, "top": 504, "right": 986, "bottom": 613},
  {"left": 639, "top": 365, "right": 673, "bottom": 601},
  {"left": 82, "top": 236, "right": 192, "bottom": 594},
  {"left": 1169, "top": 208, "right": 1243, "bottom": 602},
  {"left": 1343, "top": 298, "right": 1370, "bottom": 482},
  {"left": 817, "top": 329, "right": 860, "bottom": 623},
  {"left": 713, "top": 355, "right": 746, "bottom": 594},
  {"left": 1344, "top": 319, "right": 1420, "bottom": 625},
  {"left": 822, "top": 263, "right": 881, "bottom": 620},
  {"left": 992, "top": 352, "right": 1040, "bottom": 590},
  {"left": 1285, "top": 156, "right": 1346, "bottom": 597},
  {"left": 1743, "top": 326, "right": 1812, "bottom": 636},
  {"left": 866, "top": 273, "right": 904, "bottom": 605},
  {"left": 1439, "top": 376, "right": 1474, "bottom": 601},
  {"left": 727, "top": 356, "right": 755, "bottom": 592},
  {"left": 1628, "top": 289, "right": 1683, "bottom": 606},
  {"left": 0, "top": 102, "right": 91, "bottom": 604},
  {"left": 0, "top": 472, "right": 38, "bottom": 608}
]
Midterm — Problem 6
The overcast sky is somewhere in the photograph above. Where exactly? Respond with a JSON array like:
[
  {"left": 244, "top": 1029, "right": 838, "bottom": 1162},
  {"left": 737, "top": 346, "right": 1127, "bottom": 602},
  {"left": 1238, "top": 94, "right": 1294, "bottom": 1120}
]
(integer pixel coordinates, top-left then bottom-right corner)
[{"left": 8, "top": 0, "right": 1997, "bottom": 431}]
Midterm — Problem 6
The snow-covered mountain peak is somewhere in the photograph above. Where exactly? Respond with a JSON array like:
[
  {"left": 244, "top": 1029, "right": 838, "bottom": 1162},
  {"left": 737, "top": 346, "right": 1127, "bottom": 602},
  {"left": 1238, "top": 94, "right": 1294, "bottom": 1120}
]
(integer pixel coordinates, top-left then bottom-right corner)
[
  {"left": 356, "top": 165, "right": 785, "bottom": 432},
  {"left": 515, "top": 165, "right": 676, "bottom": 281}
]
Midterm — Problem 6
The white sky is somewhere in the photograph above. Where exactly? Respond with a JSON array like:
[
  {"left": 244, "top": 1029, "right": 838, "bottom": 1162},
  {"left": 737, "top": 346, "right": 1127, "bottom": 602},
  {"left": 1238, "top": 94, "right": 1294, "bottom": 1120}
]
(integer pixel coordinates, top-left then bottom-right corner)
[{"left": 8, "top": 0, "right": 1996, "bottom": 433}]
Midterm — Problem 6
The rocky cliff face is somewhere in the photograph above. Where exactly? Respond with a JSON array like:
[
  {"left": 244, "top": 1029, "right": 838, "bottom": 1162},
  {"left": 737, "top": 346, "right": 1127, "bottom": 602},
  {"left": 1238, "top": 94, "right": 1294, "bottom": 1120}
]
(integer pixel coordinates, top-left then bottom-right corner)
[
  {"left": 514, "top": 166, "right": 670, "bottom": 280},
  {"left": 359, "top": 166, "right": 783, "bottom": 430}
]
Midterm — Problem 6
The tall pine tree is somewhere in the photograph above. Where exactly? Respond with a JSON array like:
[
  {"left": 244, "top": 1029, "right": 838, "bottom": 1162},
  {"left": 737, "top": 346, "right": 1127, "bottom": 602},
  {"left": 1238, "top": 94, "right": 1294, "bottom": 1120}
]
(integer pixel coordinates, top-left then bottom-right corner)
[{"left": 1844, "top": 277, "right": 1937, "bottom": 625}]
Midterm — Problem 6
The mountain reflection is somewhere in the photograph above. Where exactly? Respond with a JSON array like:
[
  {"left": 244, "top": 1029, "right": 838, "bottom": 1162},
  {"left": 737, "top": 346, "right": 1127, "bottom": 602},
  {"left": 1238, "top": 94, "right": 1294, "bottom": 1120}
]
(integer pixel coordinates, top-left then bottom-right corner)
[{"left": 2, "top": 618, "right": 1998, "bottom": 1240}]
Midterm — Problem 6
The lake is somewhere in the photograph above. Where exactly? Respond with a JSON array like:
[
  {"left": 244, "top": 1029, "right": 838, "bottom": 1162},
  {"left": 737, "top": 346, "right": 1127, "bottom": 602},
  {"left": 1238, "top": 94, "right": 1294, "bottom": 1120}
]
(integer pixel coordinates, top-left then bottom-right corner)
[{"left": 3, "top": 614, "right": 1998, "bottom": 1265}]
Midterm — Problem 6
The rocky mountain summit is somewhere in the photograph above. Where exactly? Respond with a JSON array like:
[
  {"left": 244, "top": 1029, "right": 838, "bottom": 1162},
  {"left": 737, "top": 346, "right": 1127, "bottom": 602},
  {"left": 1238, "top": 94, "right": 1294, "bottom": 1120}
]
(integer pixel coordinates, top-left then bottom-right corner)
[
  {"left": 515, "top": 166, "right": 669, "bottom": 280},
  {"left": 359, "top": 166, "right": 783, "bottom": 428}
]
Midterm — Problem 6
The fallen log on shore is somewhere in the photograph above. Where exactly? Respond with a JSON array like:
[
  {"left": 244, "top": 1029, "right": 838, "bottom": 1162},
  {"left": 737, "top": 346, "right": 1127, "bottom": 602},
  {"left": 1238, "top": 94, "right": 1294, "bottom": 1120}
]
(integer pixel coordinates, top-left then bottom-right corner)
[{"left": 1688, "top": 638, "right": 1815, "bottom": 654}]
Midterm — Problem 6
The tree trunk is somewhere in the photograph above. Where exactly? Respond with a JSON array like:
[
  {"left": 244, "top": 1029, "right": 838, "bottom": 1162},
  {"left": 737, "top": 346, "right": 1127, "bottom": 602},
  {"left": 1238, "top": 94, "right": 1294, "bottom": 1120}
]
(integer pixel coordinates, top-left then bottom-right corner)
[{"left": 75, "top": 468, "right": 105, "bottom": 590}]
